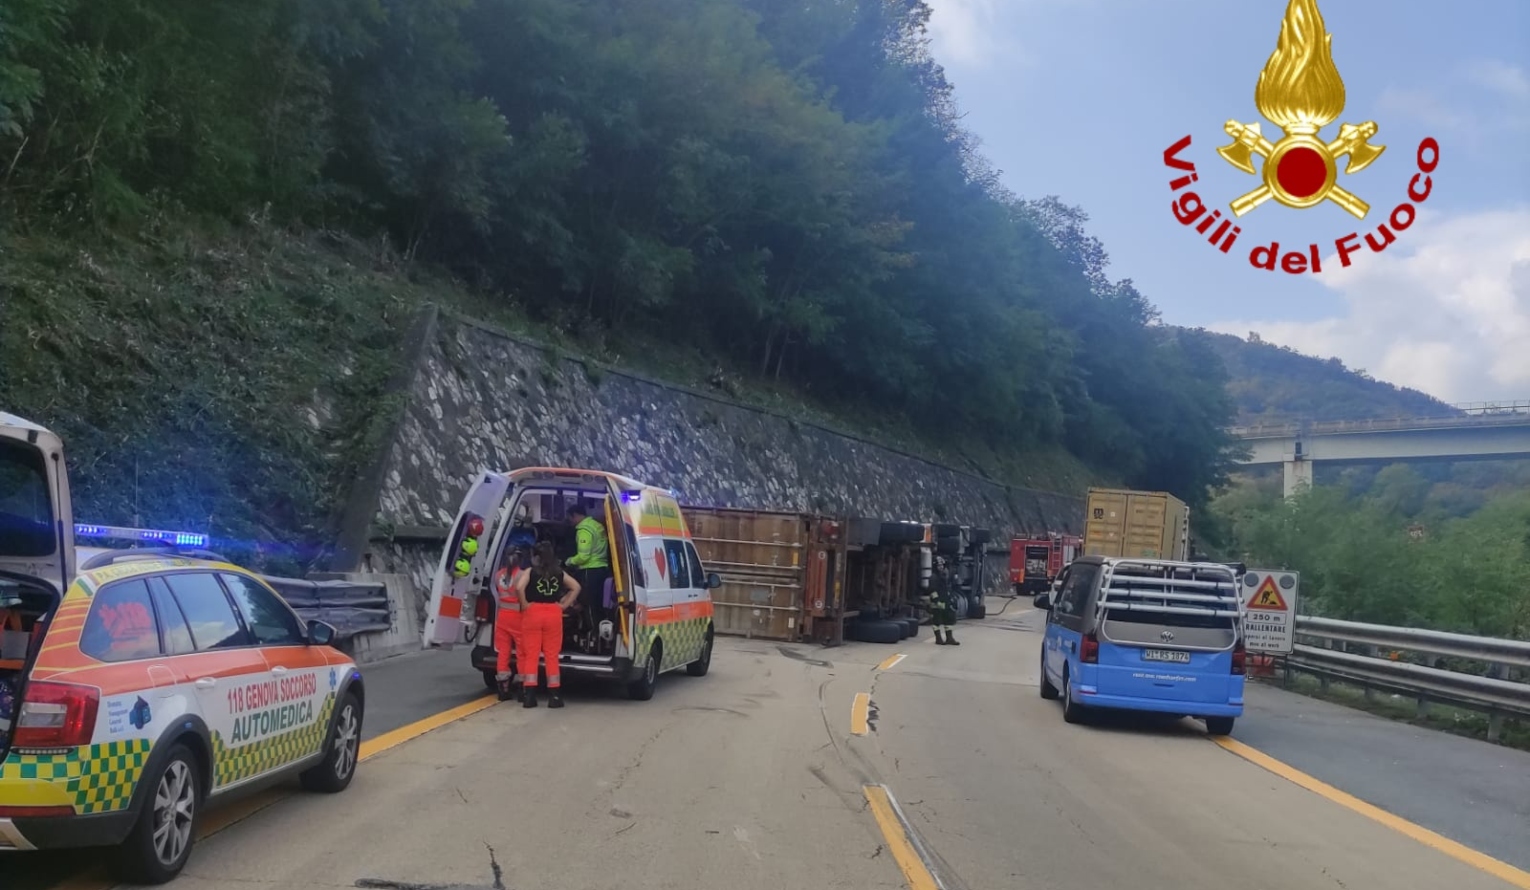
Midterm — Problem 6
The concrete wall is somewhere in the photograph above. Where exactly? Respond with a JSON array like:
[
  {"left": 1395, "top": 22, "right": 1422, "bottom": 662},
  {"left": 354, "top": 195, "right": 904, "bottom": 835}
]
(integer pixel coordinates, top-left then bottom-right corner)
[{"left": 337, "top": 307, "right": 1086, "bottom": 626}]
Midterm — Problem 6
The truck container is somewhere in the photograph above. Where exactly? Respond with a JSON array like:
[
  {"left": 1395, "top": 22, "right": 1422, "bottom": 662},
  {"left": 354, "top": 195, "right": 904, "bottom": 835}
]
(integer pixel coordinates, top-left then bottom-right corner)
[
  {"left": 682, "top": 506, "right": 847, "bottom": 644},
  {"left": 1082, "top": 487, "right": 1189, "bottom": 561}
]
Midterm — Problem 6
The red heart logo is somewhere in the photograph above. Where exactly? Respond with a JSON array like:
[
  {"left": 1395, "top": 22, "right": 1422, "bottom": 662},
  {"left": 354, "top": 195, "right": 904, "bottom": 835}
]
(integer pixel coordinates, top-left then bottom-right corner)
[{"left": 653, "top": 549, "right": 667, "bottom": 579}]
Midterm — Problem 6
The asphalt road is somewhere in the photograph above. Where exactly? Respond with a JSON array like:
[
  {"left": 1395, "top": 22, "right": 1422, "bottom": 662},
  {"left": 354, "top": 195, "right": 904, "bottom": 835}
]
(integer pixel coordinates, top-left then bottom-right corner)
[{"left": 7, "top": 601, "right": 1528, "bottom": 889}]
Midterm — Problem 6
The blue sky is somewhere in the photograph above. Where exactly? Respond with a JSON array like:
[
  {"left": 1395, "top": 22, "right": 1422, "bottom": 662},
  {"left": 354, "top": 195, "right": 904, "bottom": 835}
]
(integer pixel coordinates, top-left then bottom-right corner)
[{"left": 923, "top": 0, "right": 1530, "bottom": 404}]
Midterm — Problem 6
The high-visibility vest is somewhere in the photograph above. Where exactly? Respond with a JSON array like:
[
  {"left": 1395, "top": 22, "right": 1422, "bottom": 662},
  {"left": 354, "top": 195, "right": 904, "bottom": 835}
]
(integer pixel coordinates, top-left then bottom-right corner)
[{"left": 569, "top": 516, "right": 610, "bottom": 570}]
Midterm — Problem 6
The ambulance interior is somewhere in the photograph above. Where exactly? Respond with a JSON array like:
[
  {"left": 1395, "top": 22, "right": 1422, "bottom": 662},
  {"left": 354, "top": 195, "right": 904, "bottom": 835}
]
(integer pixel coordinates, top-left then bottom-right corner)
[
  {"left": 486, "top": 484, "right": 633, "bottom": 660},
  {"left": 0, "top": 439, "right": 63, "bottom": 758}
]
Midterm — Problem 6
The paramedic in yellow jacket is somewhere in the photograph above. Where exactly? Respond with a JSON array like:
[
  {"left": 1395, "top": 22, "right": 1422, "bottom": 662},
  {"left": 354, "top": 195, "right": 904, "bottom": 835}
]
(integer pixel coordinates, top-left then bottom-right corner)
[{"left": 566, "top": 504, "right": 613, "bottom": 633}]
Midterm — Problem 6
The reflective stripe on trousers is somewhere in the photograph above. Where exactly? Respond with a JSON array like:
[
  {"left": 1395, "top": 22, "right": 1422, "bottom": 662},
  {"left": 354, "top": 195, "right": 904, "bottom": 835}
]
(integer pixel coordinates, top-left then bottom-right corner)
[{"left": 522, "top": 603, "right": 563, "bottom": 689}]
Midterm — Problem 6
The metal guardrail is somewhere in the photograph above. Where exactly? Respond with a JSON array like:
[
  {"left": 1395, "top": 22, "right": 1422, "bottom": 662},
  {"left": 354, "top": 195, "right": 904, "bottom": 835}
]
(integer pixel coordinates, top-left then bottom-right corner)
[
  {"left": 262, "top": 576, "right": 393, "bottom": 641},
  {"left": 1230, "top": 411, "right": 1530, "bottom": 439},
  {"left": 1279, "top": 615, "right": 1530, "bottom": 743}
]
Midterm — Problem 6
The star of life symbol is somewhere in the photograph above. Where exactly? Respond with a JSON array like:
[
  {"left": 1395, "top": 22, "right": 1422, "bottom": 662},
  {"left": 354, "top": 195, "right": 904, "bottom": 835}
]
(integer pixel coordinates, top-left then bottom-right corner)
[{"left": 1215, "top": 0, "right": 1385, "bottom": 220}]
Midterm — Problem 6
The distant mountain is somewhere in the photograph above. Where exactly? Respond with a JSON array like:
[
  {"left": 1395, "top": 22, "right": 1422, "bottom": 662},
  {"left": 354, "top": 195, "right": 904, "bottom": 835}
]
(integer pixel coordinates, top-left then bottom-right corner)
[{"left": 1193, "top": 329, "right": 1459, "bottom": 424}]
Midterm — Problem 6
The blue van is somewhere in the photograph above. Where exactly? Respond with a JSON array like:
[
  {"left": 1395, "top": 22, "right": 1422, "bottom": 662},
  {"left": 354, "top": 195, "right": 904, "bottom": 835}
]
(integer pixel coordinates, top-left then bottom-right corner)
[{"left": 1033, "top": 556, "right": 1245, "bottom": 735}]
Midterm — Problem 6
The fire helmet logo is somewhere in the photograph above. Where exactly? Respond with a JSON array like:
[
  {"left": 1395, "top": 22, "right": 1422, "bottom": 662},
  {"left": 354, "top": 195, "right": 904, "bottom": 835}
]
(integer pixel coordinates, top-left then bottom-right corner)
[{"left": 1216, "top": 0, "right": 1385, "bottom": 220}]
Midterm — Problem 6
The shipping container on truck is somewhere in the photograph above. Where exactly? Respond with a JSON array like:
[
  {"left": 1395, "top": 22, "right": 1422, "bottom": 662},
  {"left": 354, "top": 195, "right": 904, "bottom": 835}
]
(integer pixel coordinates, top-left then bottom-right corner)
[
  {"left": 1082, "top": 487, "right": 1190, "bottom": 561},
  {"left": 682, "top": 506, "right": 848, "bottom": 645}
]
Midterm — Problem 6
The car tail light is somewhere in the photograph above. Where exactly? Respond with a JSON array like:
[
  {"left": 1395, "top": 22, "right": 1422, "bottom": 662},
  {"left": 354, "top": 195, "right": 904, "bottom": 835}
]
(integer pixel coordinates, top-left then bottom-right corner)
[
  {"left": 473, "top": 593, "right": 492, "bottom": 623},
  {"left": 1231, "top": 640, "right": 1246, "bottom": 675},
  {"left": 1080, "top": 633, "right": 1099, "bottom": 664},
  {"left": 13, "top": 681, "right": 100, "bottom": 749}
]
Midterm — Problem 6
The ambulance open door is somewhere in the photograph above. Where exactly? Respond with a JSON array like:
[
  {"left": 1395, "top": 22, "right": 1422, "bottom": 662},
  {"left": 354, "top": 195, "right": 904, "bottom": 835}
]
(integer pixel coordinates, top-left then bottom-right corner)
[{"left": 423, "top": 471, "right": 511, "bottom": 648}]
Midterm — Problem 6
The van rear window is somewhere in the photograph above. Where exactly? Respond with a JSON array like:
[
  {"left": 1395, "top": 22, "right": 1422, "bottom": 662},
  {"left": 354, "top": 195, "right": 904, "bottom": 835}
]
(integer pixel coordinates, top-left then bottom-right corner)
[{"left": 0, "top": 440, "right": 54, "bottom": 558}]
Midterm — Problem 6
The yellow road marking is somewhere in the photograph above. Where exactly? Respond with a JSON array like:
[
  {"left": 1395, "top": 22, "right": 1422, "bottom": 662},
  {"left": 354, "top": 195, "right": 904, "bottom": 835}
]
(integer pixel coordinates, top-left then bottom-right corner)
[
  {"left": 863, "top": 785, "right": 940, "bottom": 890},
  {"left": 49, "top": 694, "right": 500, "bottom": 890},
  {"left": 1214, "top": 736, "right": 1530, "bottom": 889},
  {"left": 877, "top": 653, "right": 906, "bottom": 671},
  {"left": 359, "top": 694, "right": 498, "bottom": 761},
  {"left": 851, "top": 692, "right": 871, "bottom": 736}
]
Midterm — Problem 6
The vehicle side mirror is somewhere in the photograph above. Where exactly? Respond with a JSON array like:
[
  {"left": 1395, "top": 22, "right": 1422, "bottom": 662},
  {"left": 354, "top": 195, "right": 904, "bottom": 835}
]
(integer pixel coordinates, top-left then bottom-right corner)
[
  {"left": 1033, "top": 593, "right": 1052, "bottom": 611},
  {"left": 307, "top": 620, "right": 336, "bottom": 647},
  {"left": 705, "top": 572, "right": 722, "bottom": 590}
]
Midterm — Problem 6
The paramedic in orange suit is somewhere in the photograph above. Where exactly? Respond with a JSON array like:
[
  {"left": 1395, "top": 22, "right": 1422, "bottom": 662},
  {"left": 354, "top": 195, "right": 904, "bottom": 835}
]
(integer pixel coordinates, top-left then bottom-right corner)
[
  {"left": 492, "top": 546, "right": 528, "bottom": 702},
  {"left": 512, "top": 541, "right": 581, "bottom": 709}
]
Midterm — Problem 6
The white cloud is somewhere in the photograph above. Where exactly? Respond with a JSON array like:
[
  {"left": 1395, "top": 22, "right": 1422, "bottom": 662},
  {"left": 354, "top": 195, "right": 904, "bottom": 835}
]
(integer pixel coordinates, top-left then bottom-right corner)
[
  {"left": 1208, "top": 207, "right": 1530, "bottom": 403},
  {"left": 923, "top": 0, "right": 1020, "bottom": 68},
  {"left": 1465, "top": 59, "right": 1530, "bottom": 99}
]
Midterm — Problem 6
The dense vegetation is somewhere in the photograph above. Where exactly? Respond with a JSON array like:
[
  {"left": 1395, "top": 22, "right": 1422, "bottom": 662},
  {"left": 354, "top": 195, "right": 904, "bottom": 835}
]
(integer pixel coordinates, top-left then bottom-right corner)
[
  {"left": 0, "top": 0, "right": 1238, "bottom": 523},
  {"left": 1210, "top": 470, "right": 1530, "bottom": 640},
  {"left": 1203, "top": 331, "right": 1458, "bottom": 423}
]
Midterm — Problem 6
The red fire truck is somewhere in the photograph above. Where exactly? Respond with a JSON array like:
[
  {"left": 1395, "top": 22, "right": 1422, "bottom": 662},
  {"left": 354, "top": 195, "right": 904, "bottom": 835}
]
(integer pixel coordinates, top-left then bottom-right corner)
[{"left": 1008, "top": 532, "right": 1081, "bottom": 596}]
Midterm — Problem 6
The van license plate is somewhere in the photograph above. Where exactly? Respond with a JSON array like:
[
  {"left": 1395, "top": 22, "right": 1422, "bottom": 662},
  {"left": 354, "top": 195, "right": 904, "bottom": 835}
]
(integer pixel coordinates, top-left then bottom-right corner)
[{"left": 1142, "top": 649, "right": 1190, "bottom": 664}]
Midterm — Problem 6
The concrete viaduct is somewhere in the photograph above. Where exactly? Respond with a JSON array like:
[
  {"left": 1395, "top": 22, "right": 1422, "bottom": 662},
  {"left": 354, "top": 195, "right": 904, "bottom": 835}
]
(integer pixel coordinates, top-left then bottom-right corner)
[{"left": 1229, "top": 403, "right": 1530, "bottom": 497}]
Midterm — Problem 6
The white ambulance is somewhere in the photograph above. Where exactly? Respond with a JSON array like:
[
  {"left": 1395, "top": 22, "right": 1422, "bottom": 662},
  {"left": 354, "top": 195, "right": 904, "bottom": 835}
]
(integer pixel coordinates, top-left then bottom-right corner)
[{"left": 423, "top": 467, "right": 720, "bottom": 700}]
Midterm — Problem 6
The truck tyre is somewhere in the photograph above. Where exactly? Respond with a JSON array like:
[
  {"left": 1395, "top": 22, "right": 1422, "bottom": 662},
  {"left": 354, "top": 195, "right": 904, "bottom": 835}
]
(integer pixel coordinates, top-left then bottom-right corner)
[
  {"left": 969, "top": 601, "right": 987, "bottom": 620},
  {"left": 878, "top": 522, "right": 926, "bottom": 544},
  {"left": 902, "top": 618, "right": 921, "bottom": 638},
  {"left": 896, "top": 621, "right": 913, "bottom": 639},
  {"left": 846, "top": 620, "right": 903, "bottom": 644}
]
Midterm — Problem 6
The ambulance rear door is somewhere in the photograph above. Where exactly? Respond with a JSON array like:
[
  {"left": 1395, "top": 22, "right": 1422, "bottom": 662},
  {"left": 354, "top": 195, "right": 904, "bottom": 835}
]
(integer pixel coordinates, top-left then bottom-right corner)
[{"left": 423, "top": 471, "right": 511, "bottom": 648}]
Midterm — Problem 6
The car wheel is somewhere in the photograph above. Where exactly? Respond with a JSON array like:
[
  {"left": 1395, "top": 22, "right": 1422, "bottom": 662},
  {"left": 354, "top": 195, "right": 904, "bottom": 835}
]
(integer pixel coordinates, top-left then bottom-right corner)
[
  {"left": 1039, "top": 653, "right": 1059, "bottom": 700},
  {"left": 301, "top": 691, "right": 363, "bottom": 793},
  {"left": 482, "top": 669, "right": 498, "bottom": 692},
  {"left": 686, "top": 627, "right": 714, "bottom": 677},
  {"left": 111, "top": 743, "right": 200, "bottom": 885},
  {"left": 628, "top": 646, "right": 661, "bottom": 700},
  {"left": 1205, "top": 716, "right": 1235, "bottom": 737},
  {"left": 1062, "top": 670, "right": 1086, "bottom": 724}
]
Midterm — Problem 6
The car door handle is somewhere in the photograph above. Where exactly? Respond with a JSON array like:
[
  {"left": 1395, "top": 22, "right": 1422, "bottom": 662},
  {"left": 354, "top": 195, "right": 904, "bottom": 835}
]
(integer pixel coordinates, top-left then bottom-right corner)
[
  {"left": 194, "top": 677, "right": 217, "bottom": 689},
  {"left": 270, "top": 666, "right": 289, "bottom": 676}
]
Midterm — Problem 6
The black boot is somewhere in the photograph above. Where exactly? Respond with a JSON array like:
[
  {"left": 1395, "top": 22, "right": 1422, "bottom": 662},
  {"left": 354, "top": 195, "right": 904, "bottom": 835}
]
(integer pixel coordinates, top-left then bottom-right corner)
[
  {"left": 548, "top": 690, "right": 565, "bottom": 709},
  {"left": 522, "top": 687, "right": 538, "bottom": 708},
  {"left": 947, "top": 629, "right": 961, "bottom": 646},
  {"left": 935, "top": 629, "right": 949, "bottom": 645},
  {"left": 497, "top": 678, "right": 514, "bottom": 702}
]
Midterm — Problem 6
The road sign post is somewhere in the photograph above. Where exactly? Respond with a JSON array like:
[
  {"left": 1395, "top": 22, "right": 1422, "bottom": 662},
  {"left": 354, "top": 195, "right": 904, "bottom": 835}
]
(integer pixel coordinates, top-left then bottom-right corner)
[{"left": 1240, "top": 569, "right": 1299, "bottom": 655}]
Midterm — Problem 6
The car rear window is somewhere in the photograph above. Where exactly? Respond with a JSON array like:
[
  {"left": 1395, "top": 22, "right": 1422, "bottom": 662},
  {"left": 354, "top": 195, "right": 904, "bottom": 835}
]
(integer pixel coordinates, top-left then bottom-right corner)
[
  {"left": 81, "top": 579, "right": 162, "bottom": 662},
  {"left": 1098, "top": 565, "right": 1240, "bottom": 645}
]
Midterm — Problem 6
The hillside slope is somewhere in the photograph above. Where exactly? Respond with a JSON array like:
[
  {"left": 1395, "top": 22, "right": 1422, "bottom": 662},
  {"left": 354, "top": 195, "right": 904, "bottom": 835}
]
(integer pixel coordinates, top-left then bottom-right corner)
[{"left": 1198, "top": 330, "right": 1458, "bottom": 423}]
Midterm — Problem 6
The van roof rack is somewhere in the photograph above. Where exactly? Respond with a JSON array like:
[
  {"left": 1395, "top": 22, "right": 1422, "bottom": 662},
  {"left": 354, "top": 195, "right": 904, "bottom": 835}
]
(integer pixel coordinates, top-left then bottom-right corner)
[
  {"left": 1097, "top": 560, "right": 1241, "bottom": 619},
  {"left": 80, "top": 547, "right": 230, "bottom": 571}
]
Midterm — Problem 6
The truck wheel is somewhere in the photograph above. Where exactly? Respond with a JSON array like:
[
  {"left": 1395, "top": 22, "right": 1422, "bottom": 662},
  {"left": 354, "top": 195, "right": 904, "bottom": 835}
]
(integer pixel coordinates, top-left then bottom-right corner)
[{"left": 845, "top": 620, "right": 903, "bottom": 644}]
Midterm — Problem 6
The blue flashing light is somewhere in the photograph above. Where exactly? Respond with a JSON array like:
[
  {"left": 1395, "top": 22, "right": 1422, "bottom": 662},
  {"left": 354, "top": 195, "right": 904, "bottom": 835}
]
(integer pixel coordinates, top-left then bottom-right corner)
[
  {"left": 620, "top": 490, "right": 642, "bottom": 502},
  {"left": 74, "top": 523, "right": 209, "bottom": 548}
]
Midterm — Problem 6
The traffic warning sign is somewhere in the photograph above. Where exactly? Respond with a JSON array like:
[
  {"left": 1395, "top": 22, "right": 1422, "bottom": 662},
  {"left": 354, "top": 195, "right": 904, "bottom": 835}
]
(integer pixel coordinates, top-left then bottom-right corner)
[
  {"left": 1248, "top": 575, "right": 1288, "bottom": 611},
  {"left": 1239, "top": 570, "right": 1299, "bottom": 655}
]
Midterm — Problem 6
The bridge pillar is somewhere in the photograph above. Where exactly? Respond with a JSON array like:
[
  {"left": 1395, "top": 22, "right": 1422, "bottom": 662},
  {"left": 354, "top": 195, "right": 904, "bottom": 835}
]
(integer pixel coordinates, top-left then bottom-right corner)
[{"left": 1283, "top": 459, "right": 1313, "bottom": 499}]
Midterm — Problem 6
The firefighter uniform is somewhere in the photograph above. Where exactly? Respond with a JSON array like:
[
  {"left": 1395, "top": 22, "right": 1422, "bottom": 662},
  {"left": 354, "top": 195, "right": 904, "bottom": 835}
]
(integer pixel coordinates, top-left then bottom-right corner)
[{"left": 929, "top": 559, "right": 960, "bottom": 646}]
